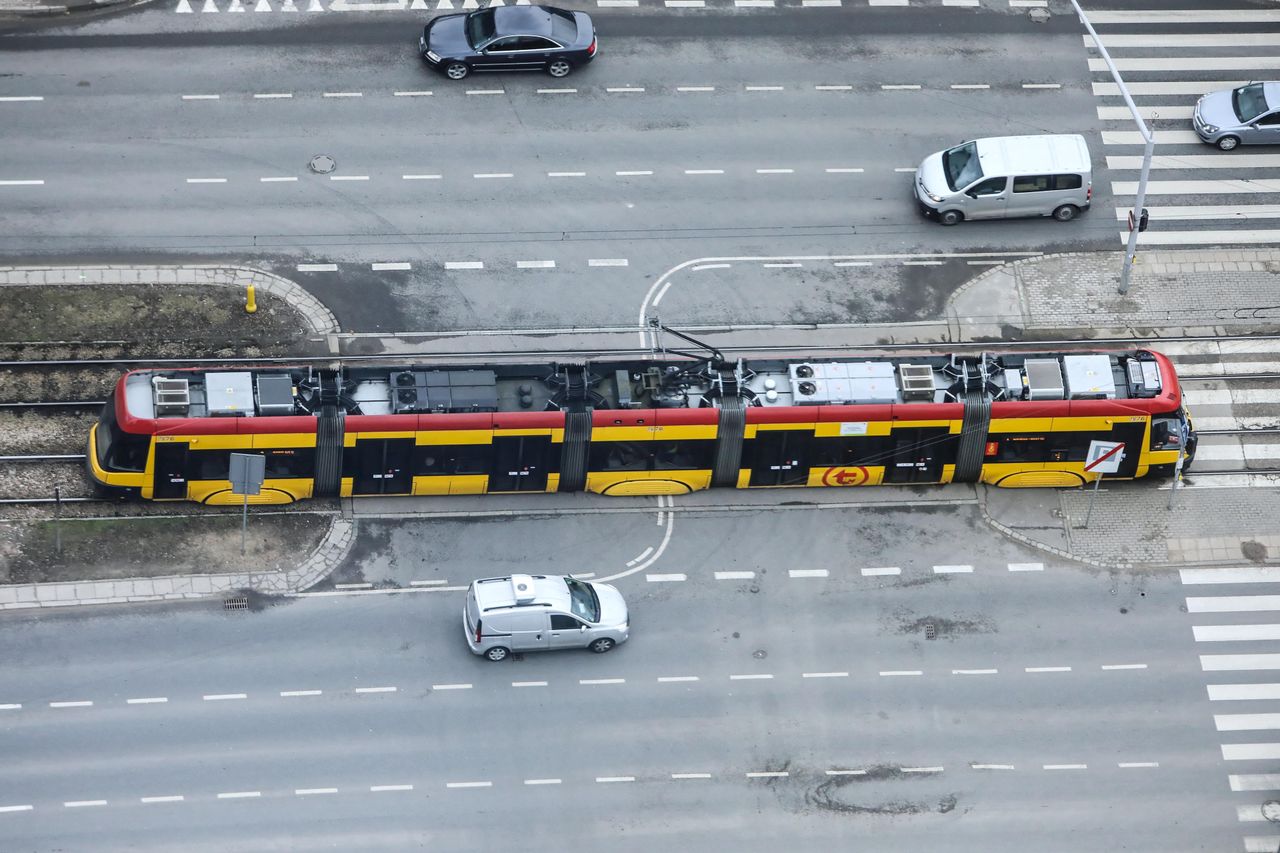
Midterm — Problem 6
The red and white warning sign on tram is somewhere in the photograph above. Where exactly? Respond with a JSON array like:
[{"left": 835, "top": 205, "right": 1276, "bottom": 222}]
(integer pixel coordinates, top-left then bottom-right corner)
[{"left": 1084, "top": 440, "right": 1125, "bottom": 474}]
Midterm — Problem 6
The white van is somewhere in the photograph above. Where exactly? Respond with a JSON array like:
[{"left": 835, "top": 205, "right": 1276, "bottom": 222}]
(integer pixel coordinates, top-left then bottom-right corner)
[
  {"left": 464, "top": 574, "right": 629, "bottom": 662},
  {"left": 914, "top": 134, "right": 1092, "bottom": 226}
]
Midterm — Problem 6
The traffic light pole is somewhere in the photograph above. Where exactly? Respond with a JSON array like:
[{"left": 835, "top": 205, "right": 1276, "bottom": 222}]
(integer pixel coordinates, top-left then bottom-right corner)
[{"left": 1069, "top": 0, "right": 1154, "bottom": 295}]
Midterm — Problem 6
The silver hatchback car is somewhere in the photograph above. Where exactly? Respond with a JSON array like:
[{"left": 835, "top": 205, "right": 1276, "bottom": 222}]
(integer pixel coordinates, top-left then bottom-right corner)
[
  {"left": 1193, "top": 81, "right": 1280, "bottom": 150},
  {"left": 464, "top": 574, "right": 629, "bottom": 662}
]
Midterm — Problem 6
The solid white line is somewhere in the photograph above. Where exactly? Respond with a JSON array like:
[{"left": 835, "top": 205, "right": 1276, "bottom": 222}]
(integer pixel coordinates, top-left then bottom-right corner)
[
  {"left": 354, "top": 686, "right": 397, "bottom": 694},
  {"left": 625, "top": 547, "right": 654, "bottom": 567},
  {"left": 547, "top": 172, "right": 585, "bottom": 177},
  {"left": 953, "top": 669, "right": 998, "bottom": 675},
  {"left": 1101, "top": 664, "right": 1147, "bottom": 671},
  {"left": 1008, "top": 562, "right": 1044, "bottom": 572},
  {"left": 1118, "top": 762, "right": 1159, "bottom": 769},
  {"left": 370, "top": 785, "right": 414, "bottom": 792},
  {"left": 715, "top": 571, "right": 755, "bottom": 580},
  {"left": 825, "top": 769, "right": 867, "bottom": 776},
  {"left": 972, "top": 764, "right": 1016, "bottom": 770},
  {"left": 140, "top": 795, "right": 184, "bottom": 803},
  {"left": 403, "top": 174, "right": 442, "bottom": 180},
  {"left": 647, "top": 573, "right": 686, "bottom": 582},
  {"left": 217, "top": 791, "right": 260, "bottom": 799},
  {"left": 1189, "top": 596, "right": 1280, "bottom": 613},
  {"left": 1182, "top": 568, "right": 1280, "bottom": 585},
  {"left": 127, "top": 697, "right": 168, "bottom": 704},
  {"left": 181, "top": 94, "right": 219, "bottom": 100},
  {"left": 747, "top": 771, "right": 789, "bottom": 778},
  {"left": 615, "top": 170, "right": 653, "bottom": 176},
  {"left": 280, "top": 690, "right": 322, "bottom": 697},
  {"left": 432, "top": 683, "right": 472, "bottom": 691},
  {"left": 672, "top": 773, "right": 712, "bottom": 779},
  {"left": 445, "top": 261, "right": 484, "bottom": 270},
  {"left": 1043, "top": 764, "right": 1087, "bottom": 770},
  {"left": 64, "top": 800, "right": 107, "bottom": 808},
  {"left": 203, "top": 693, "right": 246, "bottom": 701},
  {"left": 789, "top": 569, "right": 829, "bottom": 578},
  {"left": 657, "top": 676, "right": 699, "bottom": 683},
  {"left": 1025, "top": 666, "right": 1072, "bottom": 673},
  {"left": 834, "top": 261, "right": 873, "bottom": 266},
  {"left": 329, "top": 175, "right": 369, "bottom": 181},
  {"left": 861, "top": 566, "right": 901, "bottom": 576},
  {"left": 512, "top": 681, "right": 547, "bottom": 688},
  {"left": 676, "top": 86, "right": 715, "bottom": 92},
  {"left": 803, "top": 672, "right": 849, "bottom": 679},
  {"left": 295, "top": 788, "right": 337, "bottom": 795},
  {"left": 730, "top": 674, "right": 773, "bottom": 681},
  {"left": 335, "top": 582, "right": 372, "bottom": 589},
  {"left": 186, "top": 178, "right": 227, "bottom": 184},
  {"left": 580, "top": 678, "right": 625, "bottom": 685},
  {"left": 596, "top": 776, "right": 635, "bottom": 783},
  {"left": 763, "top": 262, "right": 802, "bottom": 268},
  {"left": 588, "top": 258, "right": 628, "bottom": 267},
  {"left": 394, "top": 91, "right": 433, "bottom": 97},
  {"left": 691, "top": 263, "right": 731, "bottom": 271},
  {"left": 517, "top": 260, "right": 556, "bottom": 269},
  {"left": 474, "top": 173, "right": 513, "bottom": 179},
  {"left": 880, "top": 670, "right": 922, "bottom": 677},
  {"left": 1223, "top": 743, "right": 1280, "bottom": 761},
  {"left": 1230, "top": 773, "right": 1280, "bottom": 791},
  {"left": 447, "top": 781, "right": 492, "bottom": 788},
  {"left": 1196, "top": 625, "right": 1280, "bottom": 643},
  {"left": 1216, "top": 714, "right": 1280, "bottom": 732},
  {"left": 903, "top": 260, "right": 943, "bottom": 266},
  {"left": 524, "top": 778, "right": 561, "bottom": 785},
  {"left": 409, "top": 580, "right": 447, "bottom": 586},
  {"left": 260, "top": 176, "right": 297, "bottom": 182},
  {"left": 1203, "top": 655, "right": 1280, "bottom": 672},
  {"left": 253, "top": 93, "right": 292, "bottom": 99},
  {"left": 323, "top": 92, "right": 362, "bottom": 98},
  {"left": 1209, "top": 684, "right": 1280, "bottom": 701},
  {"left": 933, "top": 564, "right": 973, "bottom": 574},
  {"left": 371, "top": 262, "right": 411, "bottom": 271},
  {"left": 297, "top": 263, "right": 338, "bottom": 272}
]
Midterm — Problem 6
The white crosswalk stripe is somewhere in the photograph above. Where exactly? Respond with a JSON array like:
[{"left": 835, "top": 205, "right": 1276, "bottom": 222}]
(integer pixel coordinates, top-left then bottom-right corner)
[{"left": 1089, "top": 11, "right": 1280, "bottom": 249}]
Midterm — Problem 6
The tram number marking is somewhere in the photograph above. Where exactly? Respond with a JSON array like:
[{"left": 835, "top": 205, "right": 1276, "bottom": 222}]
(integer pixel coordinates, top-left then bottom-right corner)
[{"left": 821, "top": 466, "right": 870, "bottom": 487}]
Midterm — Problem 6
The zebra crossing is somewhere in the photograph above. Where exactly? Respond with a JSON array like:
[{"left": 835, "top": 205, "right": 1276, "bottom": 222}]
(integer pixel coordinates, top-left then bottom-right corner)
[
  {"left": 1086, "top": 8, "right": 1280, "bottom": 248},
  {"left": 1162, "top": 339, "right": 1280, "bottom": 485},
  {"left": 1183, "top": 567, "right": 1280, "bottom": 852}
]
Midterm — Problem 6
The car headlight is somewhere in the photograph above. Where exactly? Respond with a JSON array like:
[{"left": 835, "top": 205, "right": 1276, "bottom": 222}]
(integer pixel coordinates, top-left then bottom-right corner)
[
  {"left": 927, "top": 192, "right": 944, "bottom": 203},
  {"left": 1201, "top": 123, "right": 1218, "bottom": 134},
  {"left": 425, "top": 50, "right": 441, "bottom": 62}
]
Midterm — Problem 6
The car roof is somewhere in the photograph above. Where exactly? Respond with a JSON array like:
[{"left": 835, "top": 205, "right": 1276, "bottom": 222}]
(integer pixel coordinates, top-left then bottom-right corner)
[
  {"left": 971, "top": 134, "right": 1091, "bottom": 175},
  {"left": 488, "top": 5, "right": 562, "bottom": 38},
  {"left": 472, "top": 574, "right": 571, "bottom": 612},
  {"left": 1263, "top": 81, "right": 1280, "bottom": 106}
]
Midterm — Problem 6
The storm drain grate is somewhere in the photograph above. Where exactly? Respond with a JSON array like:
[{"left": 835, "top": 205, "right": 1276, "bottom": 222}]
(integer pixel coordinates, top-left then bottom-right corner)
[
  {"left": 924, "top": 623, "right": 936, "bottom": 641},
  {"left": 224, "top": 598, "right": 249, "bottom": 611}
]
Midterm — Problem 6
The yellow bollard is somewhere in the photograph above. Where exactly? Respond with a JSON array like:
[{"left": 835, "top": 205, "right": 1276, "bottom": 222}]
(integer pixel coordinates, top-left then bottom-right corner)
[{"left": 245, "top": 282, "right": 257, "bottom": 314}]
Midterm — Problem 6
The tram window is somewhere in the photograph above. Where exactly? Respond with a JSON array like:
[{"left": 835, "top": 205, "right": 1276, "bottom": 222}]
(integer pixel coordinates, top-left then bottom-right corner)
[
  {"left": 811, "top": 436, "right": 891, "bottom": 467},
  {"left": 414, "top": 444, "right": 491, "bottom": 475},
  {"left": 1150, "top": 417, "right": 1182, "bottom": 450},
  {"left": 591, "top": 441, "right": 650, "bottom": 471},
  {"left": 265, "top": 449, "right": 315, "bottom": 477},
  {"left": 652, "top": 440, "right": 715, "bottom": 470},
  {"left": 453, "top": 445, "right": 490, "bottom": 475},
  {"left": 187, "top": 449, "right": 233, "bottom": 479},
  {"left": 995, "top": 435, "right": 1047, "bottom": 463},
  {"left": 95, "top": 398, "right": 150, "bottom": 472}
]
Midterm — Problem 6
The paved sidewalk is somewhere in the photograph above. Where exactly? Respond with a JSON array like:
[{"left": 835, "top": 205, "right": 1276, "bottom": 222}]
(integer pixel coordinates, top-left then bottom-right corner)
[
  {"left": 2, "top": 248, "right": 1278, "bottom": 609},
  {"left": 0, "top": 0, "right": 138, "bottom": 16}
]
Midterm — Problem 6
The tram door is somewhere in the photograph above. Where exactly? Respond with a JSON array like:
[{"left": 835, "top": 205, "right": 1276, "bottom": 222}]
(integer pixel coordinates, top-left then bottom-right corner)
[
  {"left": 352, "top": 438, "right": 414, "bottom": 495},
  {"left": 488, "top": 436, "right": 551, "bottom": 493},
  {"left": 749, "top": 430, "right": 811, "bottom": 487},
  {"left": 883, "top": 428, "right": 952, "bottom": 484},
  {"left": 152, "top": 442, "right": 189, "bottom": 499}
]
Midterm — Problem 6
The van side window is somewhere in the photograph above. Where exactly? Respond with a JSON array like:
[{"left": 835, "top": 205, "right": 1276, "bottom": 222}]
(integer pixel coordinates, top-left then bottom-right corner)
[
  {"left": 1013, "top": 175, "right": 1052, "bottom": 193},
  {"left": 970, "top": 177, "right": 1007, "bottom": 196},
  {"left": 1053, "top": 174, "right": 1083, "bottom": 190},
  {"left": 550, "top": 614, "right": 580, "bottom": 630}
]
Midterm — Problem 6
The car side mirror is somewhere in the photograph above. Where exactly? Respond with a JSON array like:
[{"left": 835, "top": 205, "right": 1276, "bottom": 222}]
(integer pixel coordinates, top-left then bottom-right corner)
[{"left": 580, "top": 625, "right": 587, "bottom": 632}]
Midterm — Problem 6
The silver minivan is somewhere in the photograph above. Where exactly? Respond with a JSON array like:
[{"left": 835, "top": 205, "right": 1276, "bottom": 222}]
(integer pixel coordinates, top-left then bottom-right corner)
[
  {"left": 914, "top": 134, "right": 1092, "bottom": 226},
  {"left": 464, "top": 574, "right": 629, "bottom": 662}
]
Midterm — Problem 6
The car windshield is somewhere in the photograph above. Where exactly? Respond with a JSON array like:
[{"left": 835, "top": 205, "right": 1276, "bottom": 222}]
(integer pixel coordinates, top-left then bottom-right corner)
[
  {"left": 941, "top": 142, "right": 983, "bottom": 192},
  {"left": 564, "top": 577, "right": 600, "bottom": 622},
  {"left": 465, "top": 9, "right": 496, "bottom": 48},
  {"left": 1233, "top": 83, "right": 1271, "bottom": 123}
]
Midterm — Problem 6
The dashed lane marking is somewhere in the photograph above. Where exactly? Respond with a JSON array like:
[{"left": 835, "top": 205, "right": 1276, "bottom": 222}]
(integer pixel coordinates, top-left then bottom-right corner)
[
  {"left": 296, "top": 263, "right": 337, "bottom": 271},
  {"left": 295, "top": 788, "right": 337, "bottom": 796},
  {"left": 715, "top": 571, "right": 755, "bottom": 580},
  {"left": 596, "top": 776, "right": 635, "bottom": 783},
  {"left": 354, "top": 686, "right": 397, "bottom": 694},
  {"left": 953, "top": 669, "right": 999, "bottom": 676},
  {"left": 1101, "top": 664, "right": 1148, "bottom": 671},
  {"left": 788, "top": 569, "right": 829, "bottom": 578},
  {"left": 217, "top": 791, "right": 261, "bottom": 799},
  {"left": 933, "top": 564, "right": 974, "bottom": 574},
  {"left": 446, "top": 781, "right": 492, "bottom": 789},
  {"left": 50, "top": 700, "right": 93, "bottom": 708},
  {"left": 370, "top": 785, "right": 413, "bottom": 792},
  {"left": 203, "top": 693, "right": 246, "bottom": 701},
  {"left": 64, "top": 800, "right": 107, "bottom": 808},
  {"left": 1008, "top": 562, "right": 1044, "bottom": 572},
  {"left": 1025, "top": 667, "right": 1072, "bottom": 673},
  {"left": 280, "top": 690, "right": 322, "bottom": 697},
  {"left": 729, "top": 674, "right": 773, "bottom": 681},
  {"left": 512, "top": 681, "right": 548, "bottom": 688},
  {"left": 431, "top": 683, "right": 472, "bottom": 691},
  {"left": 802, "top": 672, "right": 849, "bottom": 679},
  {"left": 646, "top": 573, "right": 686, "bottom": 582},
  {"left": 880, "top": 670, "right": 923, "bottom": 677},
  {"left": 657, "top": 676, "right": 699, "bottom": 683},
  {"left": 588, "top": 258, "right": 628, "bottom": 266},
  {"left": 1043, "top": 764, "right": 1087, "bottom": 771},
  {"left": 370, "top": 262, "right": 411, "bottom": 271},
  {"left": 126, "top": 697, "right": 167, "bottom": 704},
  {"left": 580, "top": 678, "right": 625, "bottom": 685},
  {"left": 524, "top": 778, "right": 562, "bottom": 785},
  {"left": 672, "top": 773, "right": 712, "bottom": 779},
  {"left": 140, "top": 795, "right": 184, "bottom": 803},
  {"left": 747, "top": 771, "right": 789, "bottom": 778}
]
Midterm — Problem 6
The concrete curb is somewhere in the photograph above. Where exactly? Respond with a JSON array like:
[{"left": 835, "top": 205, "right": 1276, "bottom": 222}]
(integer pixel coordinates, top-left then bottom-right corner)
[
  {"left": 0, "top": 264, "right": 340, "bottom": 336},
  {"left": 977, "top": 495, "right": 1131, "bottom": 572},
  {"left": 0, "top": 514, "right": 355, "bottom": 610},
  {"left": 0, "top": 0, "right": 142, "bottom": 16}
]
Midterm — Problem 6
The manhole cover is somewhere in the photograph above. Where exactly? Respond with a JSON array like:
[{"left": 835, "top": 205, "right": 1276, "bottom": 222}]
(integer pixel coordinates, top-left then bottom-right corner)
[
  {"left": 753, "top": 649, "right": 768, "bottom": 659},
  {"left": 924, "top": 623, "right": 936, "bottom": 640},
  {"left": 308, "top": 154, "right": 337, "bottom": 174}
]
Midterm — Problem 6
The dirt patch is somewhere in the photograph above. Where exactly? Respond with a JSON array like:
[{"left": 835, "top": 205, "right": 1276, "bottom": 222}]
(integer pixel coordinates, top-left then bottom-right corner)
[
  {"left": 0, "top": 285, "right": 307, "bottom": 347},
  {"left": 0, "top": 411, "right": 93, "bottom": 455},
  {"left": 0, "top": 512, "right": 332, "bottom": 584}
]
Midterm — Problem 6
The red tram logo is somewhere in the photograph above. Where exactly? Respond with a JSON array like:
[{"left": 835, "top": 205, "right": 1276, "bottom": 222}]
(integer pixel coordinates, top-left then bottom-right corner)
[{"left": 821, "top": 466, "right": 870, "bottom": 487}]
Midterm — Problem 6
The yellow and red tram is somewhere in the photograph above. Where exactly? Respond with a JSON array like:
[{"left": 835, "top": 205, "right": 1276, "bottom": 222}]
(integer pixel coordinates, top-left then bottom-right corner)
[{"left": 88, "top": 348, "right": 1196, "bottom": 504}]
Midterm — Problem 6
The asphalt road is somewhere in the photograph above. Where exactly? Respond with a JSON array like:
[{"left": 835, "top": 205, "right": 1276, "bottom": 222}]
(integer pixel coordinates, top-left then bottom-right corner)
[{"left": 0, "top": 504, "right": 1242, "bottom": 851}]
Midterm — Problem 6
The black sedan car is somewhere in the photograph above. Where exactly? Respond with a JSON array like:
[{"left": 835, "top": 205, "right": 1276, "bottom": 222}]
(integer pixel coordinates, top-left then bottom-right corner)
[{"left": 419, "top": 5, "right": 597, "bottom": 81}]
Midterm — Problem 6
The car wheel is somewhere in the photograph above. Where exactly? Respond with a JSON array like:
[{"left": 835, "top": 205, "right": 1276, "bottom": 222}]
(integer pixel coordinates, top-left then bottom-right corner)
[
  {"left": 939, "top": 210, "right": 963, "bottom": 226},
  {"left": 1053, "top": 204, "right": 1079, "bottom": 222},
  {"left": 589, "top": 637, "right": 615, "bottom": 654},
  {"left": 445, "top": 62, "right": 470, "bottom": 81},
  {"left": 547, "top": 59, "right": 573, "bottom": 78},
  {"left": 1216, "top": 135, "right": 1240, "bottom": 151},
  {"left": 484, "top": 646, "right": 510, "bottom": 662}
]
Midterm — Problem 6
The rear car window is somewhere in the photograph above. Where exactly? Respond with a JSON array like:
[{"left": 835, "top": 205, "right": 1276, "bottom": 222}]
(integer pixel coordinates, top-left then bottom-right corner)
[{"left": 1013, "top": 174, "right": 1083, "bottom": 193}]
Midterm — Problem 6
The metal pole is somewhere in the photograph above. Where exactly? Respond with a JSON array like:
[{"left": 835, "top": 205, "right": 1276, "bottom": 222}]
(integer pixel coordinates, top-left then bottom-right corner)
[
  {"left": 241, "top": 493, "right": 248, "bottom": 557},
  {"left": 1082, "top": 472, "right": 1102, "bottom": 529},
  {"left": 54, "top": 485, "right": 62, "bottom": 558},
  {"left": 1168, "top": 441, "right": 1186, "bottom": 510},
  {"left": 1068, "top": 0, "right": 1154, "bottom": 295}
]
